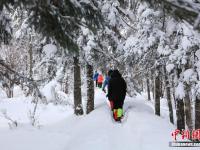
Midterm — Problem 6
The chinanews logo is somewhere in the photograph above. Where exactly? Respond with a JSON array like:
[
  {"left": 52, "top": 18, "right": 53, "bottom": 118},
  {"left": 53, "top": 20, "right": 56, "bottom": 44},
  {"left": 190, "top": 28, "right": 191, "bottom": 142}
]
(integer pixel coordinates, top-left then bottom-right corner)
[{"left": 169, "top": 129, "right": 200, "bottom": 147}]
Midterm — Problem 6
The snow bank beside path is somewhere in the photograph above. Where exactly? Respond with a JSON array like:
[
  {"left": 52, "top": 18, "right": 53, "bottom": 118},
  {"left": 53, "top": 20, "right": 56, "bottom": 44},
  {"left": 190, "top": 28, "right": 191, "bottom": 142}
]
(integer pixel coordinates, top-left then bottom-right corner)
[{"left": 0, "top": 97, "right": 73, "bottom": 129}]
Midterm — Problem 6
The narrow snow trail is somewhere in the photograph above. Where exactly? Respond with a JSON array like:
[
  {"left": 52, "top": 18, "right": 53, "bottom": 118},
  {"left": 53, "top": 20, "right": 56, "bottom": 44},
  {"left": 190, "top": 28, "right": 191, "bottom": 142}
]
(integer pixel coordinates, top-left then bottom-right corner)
[
  {"left": 0, "top": 89, "right": 186, "bottom": 150},
  {"left": 63, "top": 89, "right": 176, "bottom": 150}
]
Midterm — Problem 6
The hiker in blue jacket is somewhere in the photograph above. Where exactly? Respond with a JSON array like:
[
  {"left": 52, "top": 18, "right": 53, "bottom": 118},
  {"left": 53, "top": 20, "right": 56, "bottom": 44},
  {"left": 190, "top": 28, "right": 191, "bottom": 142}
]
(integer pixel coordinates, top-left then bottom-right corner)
[
  {"left": 93, "top": 71, "right": 99, "bottom": 87},
  {"left": 102, "top": 70, "right": 113, "bottom": 93}
]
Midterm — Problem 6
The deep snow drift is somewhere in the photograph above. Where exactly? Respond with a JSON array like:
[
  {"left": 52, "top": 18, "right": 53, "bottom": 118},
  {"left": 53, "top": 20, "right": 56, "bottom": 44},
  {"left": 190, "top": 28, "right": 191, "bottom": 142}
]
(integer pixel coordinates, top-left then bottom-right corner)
[{"left": 0, "top": 88, "right": 189, "bottom": 150}]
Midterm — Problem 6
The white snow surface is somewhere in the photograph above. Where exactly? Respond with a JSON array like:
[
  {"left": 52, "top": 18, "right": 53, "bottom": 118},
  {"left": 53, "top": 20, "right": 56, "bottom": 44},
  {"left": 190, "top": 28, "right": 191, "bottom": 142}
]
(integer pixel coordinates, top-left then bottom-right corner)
[
  {"left": 175, "top": 82, "right": 185, "bottom": 100},
  {"left": 183, "top": 69, "right": 196, "bottom": 83},
  {"left": 166, "top": 64, "right": 175, "bottom": 73},
  {"left": 41, "top": 80, "right": 61, "bottom": 102},
  {"left": 43, "top": 44, "right": 57, "bottom": 58},
  {"left": 0, "top": 88, "right": 187, "bottom": 150},
  {"left": 195, "top": 49, "right": 200, "bottom": 59}
]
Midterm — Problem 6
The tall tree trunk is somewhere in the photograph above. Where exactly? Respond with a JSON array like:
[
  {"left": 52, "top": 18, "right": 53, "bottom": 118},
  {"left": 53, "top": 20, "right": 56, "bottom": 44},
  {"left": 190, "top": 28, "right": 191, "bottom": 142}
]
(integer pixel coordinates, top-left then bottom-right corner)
[
  {"left": 151, "top": 71, "right": 155, "bottom": 99},
  {"left": 195, "top": 96, "right": 200, "bottom": 129},
  {"left": 64, "top": 74, "right": 69, "bottom": 94},
  {"left": 86, "top": 64, "right": 94, "bottom": 114},
  {"left": 141, "top": 80, "right": 144, "bottom": 91},
  {"left": 184, "top": 86, "right": 193, "bottom": 131},
  {"left": 172, "top": 74, "right": 176, "bottom": 107},
  {"left": 155, "top": 67, "right": 161, "bottom": 116},
  {"left": 28, "top": 42, "right": 33, "bottom": 96},
  {"left": 184, "top": 61, "right": 193, "bottom": 131},
  {"left": 29, "top": 44, "right": 33, "bottom": 79},
  {"left": 10, "top": 81, "right": 14, "bottom": 98},
  {"left": 194, "top": 52, "right": 200, "bottom": 130},
  {"left": 164, "top": 66, "right": 174, "bottom": 124},
  {"left": 6, "top": 74, "right": 14, "bottom": 98},
  {"left": 147, "top": 77, "right": 151, "bottom": 100},
  {"left": 160, "top": 77, "right": 163, "bottom": 98},
  {"left": 6, "top": 83, "right": 12, "bottom": 98},
  {"left": 176, "top": 68, "right": 185, "bottom": 130},
  {"left": 73, "top": 56, "right": 83, "bottom": 115},
  {"left": 176, "top": 99, "right": 185, "bottom": 130},
  {"left": 63, "top": 60, "right": 69, "bottom": 94}
]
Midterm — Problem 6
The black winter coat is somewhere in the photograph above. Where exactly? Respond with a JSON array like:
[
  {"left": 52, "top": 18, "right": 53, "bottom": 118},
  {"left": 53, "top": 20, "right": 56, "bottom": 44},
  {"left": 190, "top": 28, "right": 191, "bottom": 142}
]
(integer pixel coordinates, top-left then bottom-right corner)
[{"left": 107, "top": 70, "right": 127, "bottom": 108}]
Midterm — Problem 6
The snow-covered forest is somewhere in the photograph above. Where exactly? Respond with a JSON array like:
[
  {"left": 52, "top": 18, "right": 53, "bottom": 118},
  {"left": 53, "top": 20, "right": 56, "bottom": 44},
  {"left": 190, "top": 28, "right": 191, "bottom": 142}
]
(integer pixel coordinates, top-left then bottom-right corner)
[{"left": 1, "top": 0, "right": 200, "bottom": 150}]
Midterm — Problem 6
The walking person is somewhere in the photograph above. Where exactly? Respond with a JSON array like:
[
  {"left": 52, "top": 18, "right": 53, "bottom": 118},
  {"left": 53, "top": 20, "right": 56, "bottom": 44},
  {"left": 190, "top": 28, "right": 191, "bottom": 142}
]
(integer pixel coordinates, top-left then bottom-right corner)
[
  {"left": 97, "top": 73, "right": 104, "bottom": 88},
  {"left": 93, "top": 71, "right": 99, "bottom": 87},
  {"left": 107, "top": 70, "right": 127, "bottom": 122},
  {"left": 102, "top": 70, "right": 113, "bottom": 93}
]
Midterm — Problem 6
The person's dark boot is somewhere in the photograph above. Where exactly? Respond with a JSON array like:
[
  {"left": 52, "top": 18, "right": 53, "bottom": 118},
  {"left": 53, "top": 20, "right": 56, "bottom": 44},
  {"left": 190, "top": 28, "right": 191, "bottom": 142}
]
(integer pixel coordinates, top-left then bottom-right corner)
[{"left": 115, "top": 117, "right": 121, "bottom": 122}]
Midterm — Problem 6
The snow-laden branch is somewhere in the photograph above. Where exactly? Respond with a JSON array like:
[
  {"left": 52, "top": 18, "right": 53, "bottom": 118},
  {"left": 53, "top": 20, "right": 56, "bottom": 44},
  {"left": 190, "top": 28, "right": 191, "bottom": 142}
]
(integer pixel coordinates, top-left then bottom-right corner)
[
  {"left": 0, "top": 59, "right": 47, "bottom": 103},
  {"left": 94, "top": 41, "right": 122, "bottom": 66},
  {"left": 115, "top": 6, "right": 137, "bottom": 31},
  {"left": 144, "top": 0, "right": 200, "bottom": 30}
]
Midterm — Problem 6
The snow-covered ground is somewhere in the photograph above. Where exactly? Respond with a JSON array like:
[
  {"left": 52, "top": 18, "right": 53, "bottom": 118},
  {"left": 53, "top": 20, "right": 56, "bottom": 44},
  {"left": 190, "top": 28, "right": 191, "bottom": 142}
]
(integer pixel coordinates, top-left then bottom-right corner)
[{"left": 0, "top": 88, "right": 192, "bottom": 150}]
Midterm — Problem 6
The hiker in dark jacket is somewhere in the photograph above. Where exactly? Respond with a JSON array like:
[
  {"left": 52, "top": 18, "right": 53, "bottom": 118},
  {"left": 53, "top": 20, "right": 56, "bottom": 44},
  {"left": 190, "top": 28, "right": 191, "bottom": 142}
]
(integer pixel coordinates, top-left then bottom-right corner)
[{"left": 107, "top": 69, "right": 127, "bottom": 121}]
